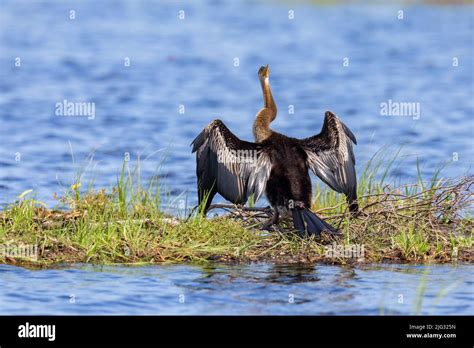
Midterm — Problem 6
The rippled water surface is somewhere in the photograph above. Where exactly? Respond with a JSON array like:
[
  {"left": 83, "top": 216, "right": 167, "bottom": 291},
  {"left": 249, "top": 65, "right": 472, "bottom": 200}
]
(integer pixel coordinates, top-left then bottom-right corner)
[
  {"left": 0, "top": 1, "right": 473, "bottom": 316},
  {"left": 0, "top": 263, "right": 472, "bottom": 315},
  {"left": 0, "top": 0, "right": 473, "bottom": 208}
]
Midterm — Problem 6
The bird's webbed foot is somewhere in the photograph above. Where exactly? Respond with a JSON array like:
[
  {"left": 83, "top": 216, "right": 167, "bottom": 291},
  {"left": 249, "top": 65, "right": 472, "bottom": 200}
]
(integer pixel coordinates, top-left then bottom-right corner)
[{"left": 260, "top": 209, "right": 279, "bottom": 231}]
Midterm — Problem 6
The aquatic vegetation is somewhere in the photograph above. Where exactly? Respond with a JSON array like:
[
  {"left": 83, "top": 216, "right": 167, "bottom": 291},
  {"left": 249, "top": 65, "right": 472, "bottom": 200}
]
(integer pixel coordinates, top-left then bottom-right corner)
[{"left": 0, "top": 152, "right": 472, "bottom": 267}]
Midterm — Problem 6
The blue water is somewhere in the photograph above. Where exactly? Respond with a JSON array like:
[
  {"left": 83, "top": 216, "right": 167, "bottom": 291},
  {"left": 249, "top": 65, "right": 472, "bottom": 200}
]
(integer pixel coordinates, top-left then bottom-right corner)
[
  {"left": 0, "top": 1, "right": 473, "bottom": 315},
  {"left": 0, "top": 0, "right": 473, "bottom": 209},
  {"left": 0, "top": 263, "right": 472, "bottom": 315}
]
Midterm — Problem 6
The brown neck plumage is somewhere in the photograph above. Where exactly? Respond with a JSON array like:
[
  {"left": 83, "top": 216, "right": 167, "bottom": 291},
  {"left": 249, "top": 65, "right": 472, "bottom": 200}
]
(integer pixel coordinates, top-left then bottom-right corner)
[
  {"left": 253, "top": 76, "right": 277, "bottom": 142},
  {"left": 261, "top": 77, "right": 277, "bottom": 116}
]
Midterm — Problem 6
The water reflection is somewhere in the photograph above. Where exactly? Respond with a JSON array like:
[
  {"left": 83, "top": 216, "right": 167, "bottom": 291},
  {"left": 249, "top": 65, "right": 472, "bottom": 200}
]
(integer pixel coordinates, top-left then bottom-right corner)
[
  {"left": 0, "top": 263, "right": 472, "bottom": 315},
  {"left": 264, "top": 264, "right": 320, "bottom": 284}
]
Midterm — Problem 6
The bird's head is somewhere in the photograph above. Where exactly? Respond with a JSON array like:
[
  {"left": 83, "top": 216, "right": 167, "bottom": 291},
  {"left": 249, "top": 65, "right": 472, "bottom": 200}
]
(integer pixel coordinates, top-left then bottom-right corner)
[{"left": 258, "top": 64, "right": 270, "bottom": 80}]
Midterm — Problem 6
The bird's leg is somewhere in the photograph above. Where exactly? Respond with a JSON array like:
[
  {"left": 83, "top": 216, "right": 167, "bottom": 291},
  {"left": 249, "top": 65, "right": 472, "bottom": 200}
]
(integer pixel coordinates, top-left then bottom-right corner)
[{"left": 261, "top": 209, "right": 279, "bottom": 231}]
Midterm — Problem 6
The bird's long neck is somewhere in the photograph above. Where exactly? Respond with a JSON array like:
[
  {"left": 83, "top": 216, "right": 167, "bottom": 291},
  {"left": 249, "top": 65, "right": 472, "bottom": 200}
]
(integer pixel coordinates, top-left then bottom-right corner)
[
  {"left": 261, "top": 77, "right": 277, "bottom": 116},
  {"left": 253, "top": 77, "right": 277, "bottom": 142},
  {"left": 253, "top": 109, "right": 273, "bottom": 142}
]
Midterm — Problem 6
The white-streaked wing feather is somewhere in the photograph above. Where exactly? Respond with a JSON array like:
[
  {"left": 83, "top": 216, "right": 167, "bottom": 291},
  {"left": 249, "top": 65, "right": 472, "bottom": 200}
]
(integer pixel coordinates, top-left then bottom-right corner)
[
  {"left": 192, "top": 119, "right": 271, "bottom": 204},
  {"left": 299, "top": 111, "right": 357, "bottom": 201}
]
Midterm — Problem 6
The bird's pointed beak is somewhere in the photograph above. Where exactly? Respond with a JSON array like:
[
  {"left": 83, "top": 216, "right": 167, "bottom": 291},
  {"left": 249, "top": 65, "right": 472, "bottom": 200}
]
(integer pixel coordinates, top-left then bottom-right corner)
[
  {"left": 258, "top": 64, "right": 270, "bottom": 79},
  {"left": 263, "top": 64, "right": 270, "bottom": 77}
]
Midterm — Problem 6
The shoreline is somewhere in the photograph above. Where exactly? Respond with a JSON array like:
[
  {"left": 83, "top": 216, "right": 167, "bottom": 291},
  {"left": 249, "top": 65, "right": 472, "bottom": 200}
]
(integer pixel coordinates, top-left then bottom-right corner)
[{"left": 1, "top": 157, "right": 472, "bottom": 268}]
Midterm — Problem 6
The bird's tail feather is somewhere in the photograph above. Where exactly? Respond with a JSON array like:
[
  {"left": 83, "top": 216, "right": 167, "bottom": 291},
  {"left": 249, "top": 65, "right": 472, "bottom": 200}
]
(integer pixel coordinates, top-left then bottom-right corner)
[
  {"left": 292, "top": 208, "right": 305, "bottom": 233},
  {"left": 292, "top": 208, "right": 338, "bottom": 236}
]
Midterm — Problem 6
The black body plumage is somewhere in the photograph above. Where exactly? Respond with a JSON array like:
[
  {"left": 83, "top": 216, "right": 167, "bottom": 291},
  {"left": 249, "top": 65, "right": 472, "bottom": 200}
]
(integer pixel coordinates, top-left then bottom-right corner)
[{"left": 191, "top": 66, "right": 358, "bottom": 236}]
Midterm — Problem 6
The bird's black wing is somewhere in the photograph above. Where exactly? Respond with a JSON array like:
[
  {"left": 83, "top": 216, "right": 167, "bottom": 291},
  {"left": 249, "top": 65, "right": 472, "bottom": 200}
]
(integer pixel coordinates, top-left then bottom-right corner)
[
  {"left": 298, "top": 111, "right": 358, "bottom": 211},
  {"left": 191, "top": 120, "right": 272, "bottom": 208}
]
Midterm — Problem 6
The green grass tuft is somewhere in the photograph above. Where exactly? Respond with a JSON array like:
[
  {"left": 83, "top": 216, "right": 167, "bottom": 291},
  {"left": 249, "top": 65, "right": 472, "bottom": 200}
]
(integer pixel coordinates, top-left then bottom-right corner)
[{"left": 0, "top": 150, "right": 472, "bottom": 266}]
